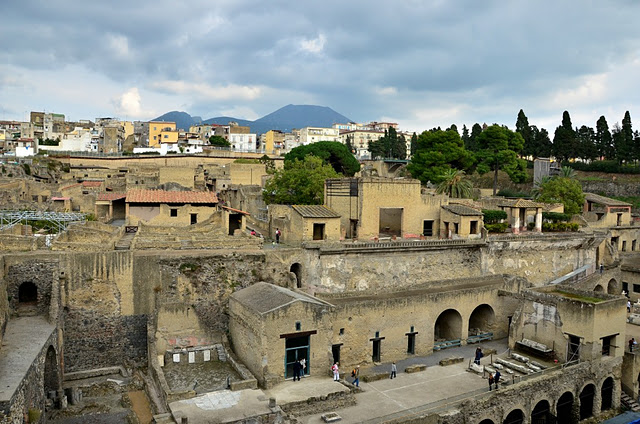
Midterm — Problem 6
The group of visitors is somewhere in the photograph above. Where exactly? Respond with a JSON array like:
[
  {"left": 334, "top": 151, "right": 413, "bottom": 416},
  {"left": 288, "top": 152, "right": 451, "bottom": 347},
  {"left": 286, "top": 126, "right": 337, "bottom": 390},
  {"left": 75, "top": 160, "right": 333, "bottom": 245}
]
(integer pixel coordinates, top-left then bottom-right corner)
[
  {"left": 488, "top": 370, "right": 501, "bottom": 391},
  {"left": 291, "top": 358, "right": 306, "bottom": 381}
]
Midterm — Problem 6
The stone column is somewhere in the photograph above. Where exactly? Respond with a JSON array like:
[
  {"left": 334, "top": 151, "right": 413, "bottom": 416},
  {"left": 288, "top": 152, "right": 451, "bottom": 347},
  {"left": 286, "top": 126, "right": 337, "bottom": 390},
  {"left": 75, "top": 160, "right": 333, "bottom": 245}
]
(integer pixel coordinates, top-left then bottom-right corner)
[
  {"left": 535, "top": 208, "right": 542, "bottom": 232},
  {"left": 513, "top": 208, "right": 520, "bottom": 234}
]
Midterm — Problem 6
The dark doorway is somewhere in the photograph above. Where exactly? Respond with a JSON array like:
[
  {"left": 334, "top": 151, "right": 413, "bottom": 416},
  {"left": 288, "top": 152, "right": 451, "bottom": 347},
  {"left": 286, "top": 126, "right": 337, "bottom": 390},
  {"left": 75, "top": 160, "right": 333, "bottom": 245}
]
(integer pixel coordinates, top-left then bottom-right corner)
[
  {"left": 313, "top": 223, "right": 325, "bottom": 241},
  {"left": 423, "top": 220, "right": 434, "bottom": 237},
  {"left": 407, "top": 333, "right": 416, "bottom": 354},
  {"left": 228, "top": 213, "right": 242, "bottom": 235},
  {"left": 379, "top": 208, "right": 402, "bottom": 236},
  {"left": 579, "top": 384, "right": 595, "bottom": 419},
  {"left": 349, "top": 219, "right": 358, "bottom": 239},
  {"left": 372, "top": 339, "right": 381, "bottom": 362},
  {"left": 332, "top": 344, "right": 341, "bottom": 365},
  {"left": 503, "top": 409, "right": 524, "bottom": 424},
  {"left": 190, "top": 213, "right": 198, "bottom": 225},
  {"left": 556, "top": 392, "right": 574, "bottom": 423},
  {"left": 531, "top": 400, "right": 552, "bottom": 424},
  {"left": 44, "top": 346, "right": 60, "bottom": 397},
  {"left": 18, "top": 281, "right": 37, "bottom": 304},
  {"left": 479, "top": 420, "right": 495, "bottom": 424},
  {"left": 567, "top": 334, "right": 580, "bottom": 362},
  {"left": 601, "top": 377, "right": 614, "bottom": 410},
  {"left": 594, "top": 285, "right": 604, "bottom": 292},
  {"left": 468, "top": 304, "right": 495, "bottom": 337},
  {"left": 285, "top": 336, "right": 309, "bottom": 379},
  {"left": 434, "top": 309, "right": 462, "bottom": 341},
  {"left": 607, "top": 279, "right": 618, "bottom": 295},
  {"left": 290, "top": 263, "right": 302, "bottom": 288},
  {"left": 470, "top": 220, "right": 478, "bottom": 235}
]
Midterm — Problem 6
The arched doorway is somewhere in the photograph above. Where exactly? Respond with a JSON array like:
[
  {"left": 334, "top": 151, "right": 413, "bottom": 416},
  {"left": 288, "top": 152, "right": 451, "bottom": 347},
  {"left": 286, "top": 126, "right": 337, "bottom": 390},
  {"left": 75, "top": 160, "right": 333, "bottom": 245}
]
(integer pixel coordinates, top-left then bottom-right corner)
[
  {"left": 531, "top": 400, "right": 552, "bottom": 424},
  {"left": 479, "top": 420, "right": 495, "bottom": 424},
  {"left": 601, "top": 377, "right": 614, "bottom": 410},
  {"left": 468, "top": 304, "right": 495, "bottom": 337},
  {"left": 594, "top": 285, "right": 604, "bottom": 293},
  {"left": 556, "top": 391, "right": 574, "bottom": 423},
  {"left": 434, "top": 309, "right": 462, "bottom": 341},
  {"left": 503, "top": 409, "right": 524, "bottom": 424},
  {"left": 607, "top": 279, "right": 618, "bottom": 295},
  {"left": 44, "top": 346, "right": 60, "bottom": 398},
  {"left": 18, "top": 281, "right": 38, "bottom": 304},
  {"left": 579, "top": 383, "right": 595, "bottom": 419},
  {"left": 290, "top": 263, "right": 302, "bottom": 289}
]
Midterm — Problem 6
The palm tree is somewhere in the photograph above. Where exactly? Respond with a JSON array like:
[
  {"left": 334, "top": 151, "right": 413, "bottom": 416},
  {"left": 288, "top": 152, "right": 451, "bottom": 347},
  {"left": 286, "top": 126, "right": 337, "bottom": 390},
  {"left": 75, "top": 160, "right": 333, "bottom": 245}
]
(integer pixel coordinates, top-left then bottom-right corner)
[{"left": 436, "top": 169, "right": 473, "bottom": 198}]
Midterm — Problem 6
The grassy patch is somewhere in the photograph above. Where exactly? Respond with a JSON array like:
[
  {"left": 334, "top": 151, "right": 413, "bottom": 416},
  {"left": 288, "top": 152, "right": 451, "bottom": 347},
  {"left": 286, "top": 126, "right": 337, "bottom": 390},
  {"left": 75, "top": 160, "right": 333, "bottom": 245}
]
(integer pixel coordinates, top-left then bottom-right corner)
[
  {"left": 551, "top": 290, "right": 604, "bottom": 303},
  {"left": 610, "top": 196, "right": 640, "bottom": 209},
  {"left": 179, "top": 263, "right": 200, "bottom": 273}
]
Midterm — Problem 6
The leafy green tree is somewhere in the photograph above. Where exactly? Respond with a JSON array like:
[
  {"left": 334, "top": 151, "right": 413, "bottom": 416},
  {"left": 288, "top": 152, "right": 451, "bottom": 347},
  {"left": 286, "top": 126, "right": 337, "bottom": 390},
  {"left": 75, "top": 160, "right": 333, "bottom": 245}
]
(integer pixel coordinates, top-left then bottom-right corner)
[
  {"left": 345, "top": 134, "right": 354, "bottom": 154},
  {"left": 467, "top": 123, "right": 483, "bottom": 151},
  {"left": 258, "top": 154, "right": 276, "bottom": 174},
  {"left": 209, "top": 135, "right": 230, "bottom": 147},
  {"left": 595, "top": 116, "right": 613, "bottom": 159},
  {"left": 475, "top": 125, "right": 526, "bottom": 195},
  {"left": 410, "top": 132, "right": 418, "bottom": 156},
  {"left": 615, "top": 111, "right": 634, "bottom": 164},
  {"left": 552, "top": 111, "right": 576, "bottom": 162},
  {"left": 435, "top": 169, "right": 473, "bottom": 198},
  {"left": 534, "top": 176, "right": 585, "bottom": 215},
  {"left": 461, "top": 125, "right": 470, "bottom": 148},
  {"left": 407, "top": 128, "right": 474, "bottom": 184},
  {"left": 368, "top": 127, "right": 406, "bottom": 160},
  {"left": 285, "top": 141, "right": 360, "bottom": 176},
  {"left": 263, "top": 156, "right": 339, "bottom": 205},
  {"left": 515, "top": 109, "right": 532, "bottom": 157},
  {"left": 575, "top": 125, "right": 597, "bottom": 161},
  {"left": 529, "top": 126, "right": 552, "bottom": 158}
]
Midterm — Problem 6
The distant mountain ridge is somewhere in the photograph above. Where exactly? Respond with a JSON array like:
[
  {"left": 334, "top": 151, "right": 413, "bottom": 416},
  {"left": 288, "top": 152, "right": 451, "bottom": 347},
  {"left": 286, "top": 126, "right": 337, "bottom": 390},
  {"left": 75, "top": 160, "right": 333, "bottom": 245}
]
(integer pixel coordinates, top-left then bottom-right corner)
[{"left": 152, "top": 104, "right": 352, "bottom": 135}]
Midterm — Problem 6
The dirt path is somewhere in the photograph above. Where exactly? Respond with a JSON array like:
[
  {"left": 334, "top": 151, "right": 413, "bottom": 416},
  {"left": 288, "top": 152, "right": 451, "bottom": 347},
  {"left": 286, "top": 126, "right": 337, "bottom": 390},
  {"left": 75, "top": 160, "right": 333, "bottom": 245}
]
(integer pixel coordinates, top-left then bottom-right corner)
[{"left": 128, "top": 390, "right": 153, "bottom": 424}]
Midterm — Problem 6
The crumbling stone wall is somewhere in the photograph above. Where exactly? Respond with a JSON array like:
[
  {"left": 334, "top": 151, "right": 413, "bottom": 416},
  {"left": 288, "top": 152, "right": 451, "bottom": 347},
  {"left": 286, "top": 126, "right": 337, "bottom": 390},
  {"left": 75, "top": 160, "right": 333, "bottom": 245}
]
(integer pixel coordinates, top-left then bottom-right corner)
[{"left": 5, "top": 259, "right": 57, "bottom": 317}]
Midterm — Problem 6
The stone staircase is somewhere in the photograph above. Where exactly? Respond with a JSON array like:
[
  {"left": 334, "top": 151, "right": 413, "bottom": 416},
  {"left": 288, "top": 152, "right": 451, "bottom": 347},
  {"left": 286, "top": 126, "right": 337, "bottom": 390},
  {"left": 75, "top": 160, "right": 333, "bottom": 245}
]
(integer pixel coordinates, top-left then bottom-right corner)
[
  {"left": 621, "top": 392, "right": 640, "bottom": 412},
  {"left": 115, "top": 231, "right": 136, "bottom": 250}
]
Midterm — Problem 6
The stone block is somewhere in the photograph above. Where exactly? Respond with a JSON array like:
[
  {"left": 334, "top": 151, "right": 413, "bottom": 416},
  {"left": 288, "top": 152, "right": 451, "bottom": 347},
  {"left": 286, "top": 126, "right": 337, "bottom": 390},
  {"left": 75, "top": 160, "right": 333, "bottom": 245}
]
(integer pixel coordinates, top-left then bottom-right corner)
[
  {"left": 439, "top": 357, "right": 464, "bottom": 366},
  {"left": 321, "top": 412, "right": 342, "bottom": 422},
  {"left": 362, "top": 372, "right": 389, "bottom": 382},
  {"left": 404, "top": 364, "right": 427, "bottom": 373},
  {"left": 230, "top": 378, "right": 258, "bottom": 391}
]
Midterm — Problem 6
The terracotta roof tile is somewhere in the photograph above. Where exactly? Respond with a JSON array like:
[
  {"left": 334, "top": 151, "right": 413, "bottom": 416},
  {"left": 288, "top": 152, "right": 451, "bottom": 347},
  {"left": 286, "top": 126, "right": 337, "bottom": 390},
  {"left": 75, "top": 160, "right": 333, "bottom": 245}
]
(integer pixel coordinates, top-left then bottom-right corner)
[
  {"left": 96, "top": 192, "right": 127, "bottom": 201},
  {"left": 585, "top": 192, "right": 632, "bottom": 207},
  {"left": 292, "top": 205, "right": 341, "bottom": 218},
  {"left": 126, "top": 189, "right": 218, "bottom": 204}
]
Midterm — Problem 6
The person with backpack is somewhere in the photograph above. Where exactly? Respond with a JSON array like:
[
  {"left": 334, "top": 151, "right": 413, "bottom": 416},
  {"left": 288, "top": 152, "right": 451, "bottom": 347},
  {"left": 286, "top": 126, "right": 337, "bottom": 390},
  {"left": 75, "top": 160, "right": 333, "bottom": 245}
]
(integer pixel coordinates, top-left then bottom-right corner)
[
  {"left": 494, "top": 370, "right": 501, "bottom": 390},
  {"left": 351, "top": 366, "right": 360, "bottom": 387}
]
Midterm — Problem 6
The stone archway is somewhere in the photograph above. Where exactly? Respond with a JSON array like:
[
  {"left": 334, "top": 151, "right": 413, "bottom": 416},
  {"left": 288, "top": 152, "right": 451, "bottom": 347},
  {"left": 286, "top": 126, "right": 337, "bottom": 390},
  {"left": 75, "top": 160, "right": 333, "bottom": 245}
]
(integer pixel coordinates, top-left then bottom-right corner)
[
  {"left": 478, "top": 420, "right": 495, "bottom": 424},
  {"left": 44, "top": 346, "right": 60, "bottom": 399},
  {"left": 601, "top": 377, "right": 614, "bottom": 411},
  {"left": 290, "top": 263, "right": 302, "bottom": 289},
  {"left": 607, "top": 279, "right": 619, "bottom": 295},
  {"left": 579, "top": 383, "right": 596, "bottom": 420},
  {"left": 468, "top": 304, "right": 495, "bottom": 336},
  {"left": 531, "top": 399, "right": 552, "bottom": 424},
  {"left": 18, "top": 281, "right": 38, "bottom": 304},
  {"left": 434, "top": 309, "right": 462, "bottom": 341},
  {"left": 502, "top": 409, "right": 524, "bottom": 424},
  {"left": 594, "top": 285, "right": 604, "bottom": 293},
  {"left": 556, "top": 391, "right": 575, "bottom": 423}
]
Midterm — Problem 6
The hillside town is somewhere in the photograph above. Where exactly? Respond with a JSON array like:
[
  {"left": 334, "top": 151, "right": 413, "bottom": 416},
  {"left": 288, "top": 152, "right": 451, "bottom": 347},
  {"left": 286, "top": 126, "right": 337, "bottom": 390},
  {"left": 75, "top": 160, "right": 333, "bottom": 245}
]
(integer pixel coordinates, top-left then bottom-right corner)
[{"left": 0, "top": 100, "right": 639, "bottom": 424}]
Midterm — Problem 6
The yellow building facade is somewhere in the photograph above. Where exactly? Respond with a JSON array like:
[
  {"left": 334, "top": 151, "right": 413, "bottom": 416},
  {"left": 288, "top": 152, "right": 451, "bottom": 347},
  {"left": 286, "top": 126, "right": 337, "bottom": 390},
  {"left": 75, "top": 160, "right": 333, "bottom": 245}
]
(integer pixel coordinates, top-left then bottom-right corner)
[{"left": 149, "top": 121, "right": 178, "bottom": 147}]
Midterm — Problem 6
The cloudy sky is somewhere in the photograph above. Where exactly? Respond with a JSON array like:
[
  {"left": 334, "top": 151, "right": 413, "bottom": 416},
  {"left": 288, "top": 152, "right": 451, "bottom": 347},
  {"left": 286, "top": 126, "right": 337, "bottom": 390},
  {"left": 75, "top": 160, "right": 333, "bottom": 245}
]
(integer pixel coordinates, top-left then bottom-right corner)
[{"left": 1, "top": 0, "right": 640, "bottom": 133}]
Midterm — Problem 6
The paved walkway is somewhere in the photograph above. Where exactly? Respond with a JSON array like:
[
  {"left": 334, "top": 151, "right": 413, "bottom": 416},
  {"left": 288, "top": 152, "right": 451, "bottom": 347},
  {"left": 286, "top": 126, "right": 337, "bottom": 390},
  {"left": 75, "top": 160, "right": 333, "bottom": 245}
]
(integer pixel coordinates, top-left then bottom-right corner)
[{"left": 0, "top": 315, "right": 55, "bottom": 402}]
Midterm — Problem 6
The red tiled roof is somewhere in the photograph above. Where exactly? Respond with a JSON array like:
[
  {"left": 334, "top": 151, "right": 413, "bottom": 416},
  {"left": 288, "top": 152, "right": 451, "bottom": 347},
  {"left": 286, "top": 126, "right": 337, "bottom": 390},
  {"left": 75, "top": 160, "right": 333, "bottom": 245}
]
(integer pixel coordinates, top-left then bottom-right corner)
[
  {"left": 96, "top": 192, "right": 127, "bottom": 201},
  {"left": 126, "top": 189, "right": 218, "bottom": 204}
]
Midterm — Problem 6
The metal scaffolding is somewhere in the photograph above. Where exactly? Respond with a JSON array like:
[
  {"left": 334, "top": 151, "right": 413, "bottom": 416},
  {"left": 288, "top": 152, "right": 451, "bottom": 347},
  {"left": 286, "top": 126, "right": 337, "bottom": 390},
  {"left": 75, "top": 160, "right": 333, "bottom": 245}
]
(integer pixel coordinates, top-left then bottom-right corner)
[{"left": 0, "top": 210, "right": 87, "bottom": 233}]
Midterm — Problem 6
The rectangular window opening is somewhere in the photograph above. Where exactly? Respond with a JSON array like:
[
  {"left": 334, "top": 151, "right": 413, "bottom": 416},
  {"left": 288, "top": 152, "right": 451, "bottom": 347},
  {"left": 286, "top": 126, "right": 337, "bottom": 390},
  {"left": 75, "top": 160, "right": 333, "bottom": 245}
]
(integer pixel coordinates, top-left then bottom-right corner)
[{"left": 170, "top": 209, "right": 178, "bottom": 217}]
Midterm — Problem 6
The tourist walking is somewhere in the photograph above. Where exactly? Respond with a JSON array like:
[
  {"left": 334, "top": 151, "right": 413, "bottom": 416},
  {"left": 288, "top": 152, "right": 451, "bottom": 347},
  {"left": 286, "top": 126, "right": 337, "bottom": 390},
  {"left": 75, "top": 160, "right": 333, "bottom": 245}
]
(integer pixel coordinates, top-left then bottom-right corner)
[
  {"left": 390, "top": 362, "right": 397, "bottom": 379},
  {"left": 494, "top": 370, "right": 501, "bottom": 390},
  {"left": 474, "top": 347, "right": 483, "bottom": 365},
  {"left": 488, "top": 373, "right": 494, "bottom": 391},
  {"left": 332, "top": 362, "right": 340, "bottom": 381},
  {"left": 300, "top": 358, "right": 306, "bottom": 378},
  {"left": 351, "top": 366, "right": 360, "bottom": 387},
  {"left": 628, "top": 300, "right": 632, "bottom": 313},
  {"left": 275, "top": 228, "right": 281, "bottom": 244},
  {"left": 631, "top": 338, "right": 637, "bottom": 352}
]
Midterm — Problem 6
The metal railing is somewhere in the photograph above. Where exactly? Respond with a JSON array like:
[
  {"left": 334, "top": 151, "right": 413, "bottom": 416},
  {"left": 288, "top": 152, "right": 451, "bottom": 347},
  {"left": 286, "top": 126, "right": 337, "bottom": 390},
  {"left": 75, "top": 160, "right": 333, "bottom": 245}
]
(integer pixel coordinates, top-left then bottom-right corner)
[{"left": 0, "top": 210, "right": 87, "bottom": 232}]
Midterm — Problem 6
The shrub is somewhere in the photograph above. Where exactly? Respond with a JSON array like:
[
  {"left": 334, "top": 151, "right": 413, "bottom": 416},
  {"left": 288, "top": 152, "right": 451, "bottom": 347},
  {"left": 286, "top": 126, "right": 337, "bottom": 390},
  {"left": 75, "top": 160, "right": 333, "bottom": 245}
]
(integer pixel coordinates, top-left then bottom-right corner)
[
  {"left": 527, "top": 222, "right": 535, "bottom": 231},
  {"left": 497, "top": 188, "right": 530, "bottom": 198},
  {"left": 542, "top": 212, "right": 571, "bottom": 222},
  {"left": 22, "top": 163, "right": 31, "bottom": 175},
  {"left": 566, "top": 160, "right": 640, "bottom": 174},
  {"left": 485, "top": 222, "right": 509, "bottom": 233},
  {"left": 483, "top": 209, "right": 507, "bottom": 224}
]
